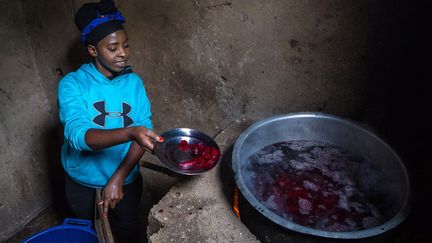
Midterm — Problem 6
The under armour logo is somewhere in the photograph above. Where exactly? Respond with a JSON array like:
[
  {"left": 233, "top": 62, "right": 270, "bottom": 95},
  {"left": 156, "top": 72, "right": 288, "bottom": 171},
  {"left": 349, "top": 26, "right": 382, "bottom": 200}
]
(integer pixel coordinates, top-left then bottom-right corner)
[{"left": 93, "top": 101, "right": 133, "bottom": 127}]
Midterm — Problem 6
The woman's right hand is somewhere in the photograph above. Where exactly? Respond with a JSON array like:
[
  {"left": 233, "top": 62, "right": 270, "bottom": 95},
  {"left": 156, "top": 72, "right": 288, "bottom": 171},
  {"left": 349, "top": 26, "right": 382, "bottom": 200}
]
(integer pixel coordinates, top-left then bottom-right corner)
[
  {"left": 130, "top": 126, "right": 163, "bottom": 151},
  {"left": 99, "top": 175, "right": 124, "bottom": 218}
]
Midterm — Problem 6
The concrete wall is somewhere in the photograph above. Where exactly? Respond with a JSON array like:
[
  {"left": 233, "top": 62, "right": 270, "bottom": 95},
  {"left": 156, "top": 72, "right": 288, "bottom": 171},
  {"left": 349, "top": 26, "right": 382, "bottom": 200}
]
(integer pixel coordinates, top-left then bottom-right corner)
[
  {"left": 0, "top": 1, "right": 55, "bottom": 240},
  {"left": 124, "top": 0, "right": 377, "bottom": 134},
  {"left": 0, "top": 0, "right": 80, "bottom": 240},
  {"left": 1, "top": 0, "right": 427, "bottom": 240}
]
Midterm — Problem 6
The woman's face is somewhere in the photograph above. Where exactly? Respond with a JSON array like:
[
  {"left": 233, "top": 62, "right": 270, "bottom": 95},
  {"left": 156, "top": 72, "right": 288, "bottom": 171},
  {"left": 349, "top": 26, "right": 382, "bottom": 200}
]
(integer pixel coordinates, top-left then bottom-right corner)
[{"left": 88, "top": 29, "right": 130, "bottom": 77}]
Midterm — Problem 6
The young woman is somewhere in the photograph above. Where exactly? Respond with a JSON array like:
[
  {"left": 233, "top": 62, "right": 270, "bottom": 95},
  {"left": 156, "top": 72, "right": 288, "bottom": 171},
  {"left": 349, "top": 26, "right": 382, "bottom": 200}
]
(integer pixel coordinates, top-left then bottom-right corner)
[{"left": 57, "top": 1, "right": 162, "bottom": 242}]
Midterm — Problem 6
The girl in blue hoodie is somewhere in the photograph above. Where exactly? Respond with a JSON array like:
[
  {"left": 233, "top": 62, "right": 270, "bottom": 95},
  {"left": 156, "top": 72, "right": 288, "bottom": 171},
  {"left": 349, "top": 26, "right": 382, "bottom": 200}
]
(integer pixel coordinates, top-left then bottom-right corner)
[{"left": 57, "top": 1, "right": 162, "bottom": 241}]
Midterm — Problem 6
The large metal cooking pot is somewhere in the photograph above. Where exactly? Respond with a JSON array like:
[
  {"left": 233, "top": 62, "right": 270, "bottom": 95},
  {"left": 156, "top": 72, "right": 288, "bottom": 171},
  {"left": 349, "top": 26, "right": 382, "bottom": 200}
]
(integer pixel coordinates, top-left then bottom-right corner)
[{"left": 232, "top": 112, "right": 410, "bottom": 239}]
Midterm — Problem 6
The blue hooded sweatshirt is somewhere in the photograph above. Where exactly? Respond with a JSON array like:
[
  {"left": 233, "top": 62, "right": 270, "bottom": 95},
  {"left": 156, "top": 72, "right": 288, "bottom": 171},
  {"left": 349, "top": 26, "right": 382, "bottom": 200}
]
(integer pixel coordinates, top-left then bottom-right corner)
[{"left": 58, "top": 62, "right": 153, "bottom": 188}]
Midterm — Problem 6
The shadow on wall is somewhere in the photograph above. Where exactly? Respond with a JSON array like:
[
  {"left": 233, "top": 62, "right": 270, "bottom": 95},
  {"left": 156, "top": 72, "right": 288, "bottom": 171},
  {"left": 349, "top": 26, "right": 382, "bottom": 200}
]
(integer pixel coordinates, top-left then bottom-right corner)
[
  {"left": 44, "top": 123, "right": 72, "bottom": 216},
  {"left": 49, "top": 38, "right": 88, "bottom": 212},
  {"left": 219, "top": 145, "right": 236, "bottom": 205},
  {"left": 46, "top": 38, "right": 86, "bottom": 214},
  {"left": 67, "top": 38, "right": 92, "bottom": 73},
  {"left": 359, "top": 0, "right": 428, "bottom": 237}
]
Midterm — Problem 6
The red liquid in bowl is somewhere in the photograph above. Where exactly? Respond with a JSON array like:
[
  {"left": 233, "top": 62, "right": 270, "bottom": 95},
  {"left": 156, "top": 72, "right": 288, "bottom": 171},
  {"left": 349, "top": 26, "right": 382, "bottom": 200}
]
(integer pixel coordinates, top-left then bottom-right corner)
[{"left": 177, "top": 140, "right": 220, "bottom": 170}]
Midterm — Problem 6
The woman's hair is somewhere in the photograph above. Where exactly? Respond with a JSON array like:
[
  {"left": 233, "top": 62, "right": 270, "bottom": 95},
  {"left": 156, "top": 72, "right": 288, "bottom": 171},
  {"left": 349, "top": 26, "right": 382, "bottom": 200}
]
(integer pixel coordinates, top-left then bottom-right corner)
[{"left": 74, "top": 0, "right": 125, "bottom": 46}]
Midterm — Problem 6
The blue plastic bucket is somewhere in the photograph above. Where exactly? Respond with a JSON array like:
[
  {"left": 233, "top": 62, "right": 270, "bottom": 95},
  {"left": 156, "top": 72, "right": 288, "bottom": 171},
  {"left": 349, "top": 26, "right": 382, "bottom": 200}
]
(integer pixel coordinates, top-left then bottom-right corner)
[{"left": 22, "top": 218, "right": 98, "bottom": 243}]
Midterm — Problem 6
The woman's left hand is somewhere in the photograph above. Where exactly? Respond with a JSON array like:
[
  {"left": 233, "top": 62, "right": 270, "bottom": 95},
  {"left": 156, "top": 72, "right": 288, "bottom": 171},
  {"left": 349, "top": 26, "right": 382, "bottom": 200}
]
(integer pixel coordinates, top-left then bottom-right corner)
[{"left": 99, "top": 176, "right": 124, "bottom": 218}]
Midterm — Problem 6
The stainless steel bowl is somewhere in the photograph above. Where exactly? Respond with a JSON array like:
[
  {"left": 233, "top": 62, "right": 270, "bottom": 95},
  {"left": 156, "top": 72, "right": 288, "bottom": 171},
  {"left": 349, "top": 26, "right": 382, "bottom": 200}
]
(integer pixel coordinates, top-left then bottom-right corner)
[
  {"left": 232, "top": 112, "right": 410, "bottom": 239},
  {"left": 154, "top": 128, "right": 221, "bottom": 175}
]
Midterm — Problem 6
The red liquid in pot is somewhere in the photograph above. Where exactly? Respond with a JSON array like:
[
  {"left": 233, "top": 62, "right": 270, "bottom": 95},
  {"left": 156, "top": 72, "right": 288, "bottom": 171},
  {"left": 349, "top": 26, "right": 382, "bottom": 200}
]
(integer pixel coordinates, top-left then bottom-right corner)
[{"left": 245, "top": 140, "right": 384, "bottom": 232}]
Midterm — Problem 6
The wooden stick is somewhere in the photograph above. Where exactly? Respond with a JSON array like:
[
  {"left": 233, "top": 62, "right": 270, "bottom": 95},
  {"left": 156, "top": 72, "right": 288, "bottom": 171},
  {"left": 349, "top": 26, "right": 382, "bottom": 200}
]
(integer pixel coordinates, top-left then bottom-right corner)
[
  {"left": 94, "top": 218, "right": 105, "bottom": 243},
  {"left": 95, "top": 189, "right": 115, "bottom": 243}
]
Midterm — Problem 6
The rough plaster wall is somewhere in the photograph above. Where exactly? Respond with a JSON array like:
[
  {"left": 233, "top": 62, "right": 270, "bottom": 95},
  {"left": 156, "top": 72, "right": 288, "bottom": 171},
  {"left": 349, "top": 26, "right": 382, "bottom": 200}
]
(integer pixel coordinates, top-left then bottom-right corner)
[
  {"left": 25, "top": 0, "right": 81, "bottom": 109},
  {"left": 119, "top": 0, "right": 376, "bottom": 136},
  {"left": 0, "top": 1, "right": 54, "bottom": 241},
  {"left": 0, "top": 0, "right": 80, "bottom": 240}
]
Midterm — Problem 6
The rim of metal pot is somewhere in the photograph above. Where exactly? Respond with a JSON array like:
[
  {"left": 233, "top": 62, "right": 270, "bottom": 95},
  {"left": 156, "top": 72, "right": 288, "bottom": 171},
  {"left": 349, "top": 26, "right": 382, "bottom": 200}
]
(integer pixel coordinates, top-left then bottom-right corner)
[{"left": 232, "top": 112, "right": 410, "bottom": 239}]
